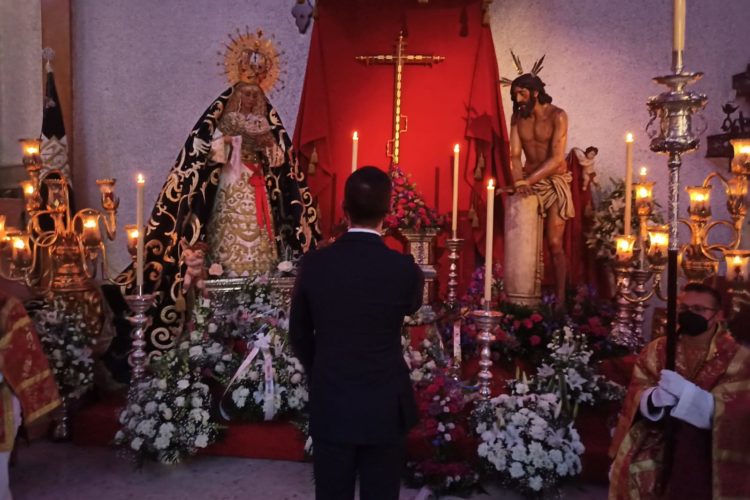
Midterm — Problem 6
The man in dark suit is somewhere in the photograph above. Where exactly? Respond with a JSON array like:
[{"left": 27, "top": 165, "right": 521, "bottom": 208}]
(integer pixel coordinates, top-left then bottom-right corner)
[{"left": 289, "top": 166, "right": 424, "bottom": 500}]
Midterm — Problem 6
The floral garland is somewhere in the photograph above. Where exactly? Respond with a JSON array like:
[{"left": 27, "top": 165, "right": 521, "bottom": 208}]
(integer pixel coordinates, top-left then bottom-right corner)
[
  {"left": 384, "top": 164, "right": 446, "bottom": 231},
  {"left": 473, "top": 382, "right": 585, "bottom": 497},
  {"left": 31, "top": 298, "right": 94, "bottom": 399}
]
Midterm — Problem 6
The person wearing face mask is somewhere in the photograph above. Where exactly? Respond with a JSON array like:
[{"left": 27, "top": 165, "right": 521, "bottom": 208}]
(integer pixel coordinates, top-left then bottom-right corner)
[{"left": 608, "top": 283, "right": 750, "bottom": 499}]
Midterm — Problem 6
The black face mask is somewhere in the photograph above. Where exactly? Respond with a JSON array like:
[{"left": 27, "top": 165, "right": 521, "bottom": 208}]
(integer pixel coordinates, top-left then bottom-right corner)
[{"left": 677, "top": 310, "right": 710, "bottom": 336}]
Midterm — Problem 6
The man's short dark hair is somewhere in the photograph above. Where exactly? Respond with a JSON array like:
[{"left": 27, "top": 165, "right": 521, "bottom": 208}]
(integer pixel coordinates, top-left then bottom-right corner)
[
  {"left": 683, "top": 282, "right": 722, "bottom": 308},
  {"left": 343, "top": 166, "right": 392, "bottom": 226},
  {"left": 584, "top": 146, "right": 599, "bottom": 156}
]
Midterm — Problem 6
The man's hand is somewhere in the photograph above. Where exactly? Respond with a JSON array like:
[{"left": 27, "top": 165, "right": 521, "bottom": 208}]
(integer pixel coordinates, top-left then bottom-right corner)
[
  {"left": 650, "top": 386, "right": 678, "bottom": 407},
  {"left": 658, "top": 369, "right": 691, "bottom": 398},
  {"left": 513, "top": 179, "right": 533, "bottom": 197},
  {"left": 658, "top": 369, "right": 715, "bottom": 430}
]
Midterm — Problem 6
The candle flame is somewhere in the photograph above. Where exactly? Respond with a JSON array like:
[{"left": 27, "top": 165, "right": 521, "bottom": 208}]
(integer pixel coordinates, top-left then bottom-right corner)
[
  {"left": 12, "top": 238, "right": 25, "bottom": 250},
  {"left": 692, "top": 193, "right": 706, "bottom": 202},
  {"left": 352, "top": 131, "right": 358, "bottom": 140},
  {"left": 22, "top": 184, "right": 34, "bottom": 195},
  {"left": 733, "top": 256, "right": 742, "bottom": 265},
  {"left": 740, "top": 146, "right": 750, "bottom": 154},
  {"left": 24, "top": 146, "right": 39, "bottom": 156},
  {"left": 487, "top": 179, "right": 495, "bottom": 189},
  {"left": 128, "top": 228, "right": 139, "bottom": 239},
  {"left": 137, "top": 173, "right": 145, "bottom": 184},
  {"left": 625, "top": 133, "right": 634, "bottom": 143},
  {"left": 637, "top": 187, "right": 650, "bottom": 199},
  {"left": 84, "top": 218, "right": 97, "bottom": 229},
  {"left": 453, "top": 144, "right": 460, "bottom": 153},
  {"left": 639, "top": 166, "right": 647, "bottom": 177}
]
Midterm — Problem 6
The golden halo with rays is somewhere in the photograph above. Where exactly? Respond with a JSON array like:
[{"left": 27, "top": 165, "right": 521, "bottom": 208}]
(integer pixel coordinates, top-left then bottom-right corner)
[{"left": 221, "top": 28, "right": 281, "bottom": 93}]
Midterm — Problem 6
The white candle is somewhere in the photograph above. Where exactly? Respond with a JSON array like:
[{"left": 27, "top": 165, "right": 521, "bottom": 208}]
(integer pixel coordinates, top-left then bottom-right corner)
[
  {"left": 453, "top": 320, "right": 462, "bottom": 366},
  {"left": 673, "top": 0, "right": 686, "bottom": 53},
  {"left": 351, "top": 131, "right": 359, "bottom": 173},
  {"left": 484, "top": 179, "right": 495, "bottom": 305},
  {"left": 451, "top": 144, "right": 460, "bottom": 238},
  {"left": 639, "top": 166, "right": 648, "bottom": 184},
  {"left": 624, "top": 133, "right": 634, "bottom": 236},
  {"left": 136, "top": 173, "right": 145, "bottom": 289}
]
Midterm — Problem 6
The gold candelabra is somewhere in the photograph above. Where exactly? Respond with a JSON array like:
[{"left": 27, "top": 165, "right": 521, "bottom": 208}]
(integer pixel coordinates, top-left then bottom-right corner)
[
  {"left": 0, "top": 139, "right": 134, "bottom": 351},
  {"left": 679, "top": 138, "right": 750, "bottom": 283}
]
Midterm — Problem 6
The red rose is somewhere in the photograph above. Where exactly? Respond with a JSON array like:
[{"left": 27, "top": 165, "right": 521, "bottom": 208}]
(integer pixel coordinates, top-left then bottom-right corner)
[
  {"left": 530, "top": 312, "right": 543, "bottom": 323},
  {"left": 530, "top": 335, "right": 542, "bottom": 346},
  {"left": 522, "top": 319, "right": 534, "bottom": 329}
]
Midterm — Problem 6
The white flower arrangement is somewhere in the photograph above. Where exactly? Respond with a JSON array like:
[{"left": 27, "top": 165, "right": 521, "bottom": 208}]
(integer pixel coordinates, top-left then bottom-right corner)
[
  {"left": 115, "top": 330, "right": 224, "bottom": 464},
  {"left": 473, "top": 383, "right": 585, "bottom": 497},
  {"left": 532, "top": 325, "right": 625, "bottom": 417},
  {"left": 32, "top": 298, "right": 94, "bottom": 399},
  {"left": 221, "top": 332, "right": 308, "bottom": 422}
]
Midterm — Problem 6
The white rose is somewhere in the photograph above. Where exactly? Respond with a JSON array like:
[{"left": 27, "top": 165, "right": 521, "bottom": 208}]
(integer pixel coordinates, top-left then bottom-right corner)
[
  {"left": 156, "top": 379, "right": 168, "bottom": 390},
  {"left": 162, "top": 408, "right": 173, "bottom": 420},
  {"left": 410, "top": 371, "right": 423, "bottom": 383},
  {"left": 177, "top": 380, "right": 190, "bottom": 390},
  {"left": 188, "top": 346, "right": 203, "bottom": 358},
  {"left": 154, "top": 436, "right": 170, "bottom": 450},
  {"left": 130, "top": 437, "right": 143, "bottom": 451},
  {"left": 215, "top": 363, "right": 226, "bottom": 374},
  {"left": 277, "top": 261, "right": 294, "bottom": 273},
  {"left": 509, "top": 461, "right": 525, "bottom": 478},
  {"left": 249, "top": 371, "right": 259, "bottom": 381},
  {"left": 529, "top": 476, "right": 543, "bottom": 491},
  {"left": 208, "top": 323, "right": 218, "bottom": 334},
  {"left": 290, "top": 373, "right": 302, "bottom": 384},
  {"left": 175, "top": 396, "right": 186, "bottom": 407},
  {"left": 144, "top": 402, "right": 157, "bottom": 414},
  {"left": 114, "top": 430, "right": 125, "bottom": 441},
  {"left": 191, "top": 397, "right": 203, "bottom": 408},
  {"left": 194, "top": 434, "right": 209, "bottom": 448}
]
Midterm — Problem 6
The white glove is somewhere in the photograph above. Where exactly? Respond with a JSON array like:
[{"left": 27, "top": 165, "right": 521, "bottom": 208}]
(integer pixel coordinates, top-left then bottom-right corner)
[
  {"left": 658, "top": 369, "right": 714, "bottom": 430},
  {"left": 639, "top": 387, "right": 676, "bottom": 421}
]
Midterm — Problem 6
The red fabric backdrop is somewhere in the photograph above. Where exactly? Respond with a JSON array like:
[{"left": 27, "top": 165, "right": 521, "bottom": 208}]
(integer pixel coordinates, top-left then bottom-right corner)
[{"left": 293, "top": 0, "right": 511, "bottom": 272}]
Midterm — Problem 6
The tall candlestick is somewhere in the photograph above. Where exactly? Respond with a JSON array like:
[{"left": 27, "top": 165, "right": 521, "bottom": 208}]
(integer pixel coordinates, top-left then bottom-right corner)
[
  {"left": 451, "top": 144, "right": 460, "bottom": 238},
  {"left": 673, "top": 0, "right": 685, "bottom": 53},
  {"left": 351, "top": 132, "right": 359, "bottom": 173},
  {"left": 624, "top": 133, "right": 634, "bottom": 236},
  {"left": 136, "top": 174, "right": 145, "bottom": 289},
  {"left": 484, "top": 179, "right": 495, "bottom": 305}
]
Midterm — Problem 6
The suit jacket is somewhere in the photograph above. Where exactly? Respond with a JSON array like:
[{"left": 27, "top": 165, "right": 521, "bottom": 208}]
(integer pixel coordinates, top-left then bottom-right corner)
[{"left": 289, "top": 231, "right": 424, "bottom": 444}]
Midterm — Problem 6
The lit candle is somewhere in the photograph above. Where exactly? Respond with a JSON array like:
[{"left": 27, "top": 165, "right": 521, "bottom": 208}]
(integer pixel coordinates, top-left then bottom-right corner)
[
  {"left": 647, "top": 225, "right": 669, "bottom": 266},
  {"left": 730, "top": 138, "right": 750, "bottom": 176},
  {"left": 125, "top": 225, "right": 139, "bottom": 258},
  {"left": 136, "top": 174, "right": 145, "bottom": 289},
  {"left": 82, "top": 216, "right": 101, "bottom": 247},
  {"left": 18, "top": 138, "right": 41, "bottom": 162},
  {"left": 724, "top": 251, "right": 750, "bottom": 283},
  {"left": 484, "top": 179, "right": 495, "bottom": 305},
  {"left": 624, "top": 133, "right": 634, "bottom": 236},
  {"left": 351, "top": 132, "right": 359, "bottom": 173},
  {"left": 673, "top": 0, "right": 686, "bottom": 54},
  {"left": 639, "top": 166, "right": 648, "bottom": 183},
  {"left": 615, "top": 234, "right": 636, "bottom": 265},
  {"left": 11, "top": 235, "right": 31, "bottom": 269},
  {"left": 634, "top": 181, "right": 654, "bottom": 217},
  {"left": 686, "top": 186, "right": 711, "bottom": 219},
  {"left": 451, "top": 144, "right": 460, "bottom": 238}
]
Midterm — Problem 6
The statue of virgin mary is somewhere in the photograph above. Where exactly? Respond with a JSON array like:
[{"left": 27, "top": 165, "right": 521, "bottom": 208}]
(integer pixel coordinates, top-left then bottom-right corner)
[{"left": 115, "top": 30, "right": 321, "bottom": 363}]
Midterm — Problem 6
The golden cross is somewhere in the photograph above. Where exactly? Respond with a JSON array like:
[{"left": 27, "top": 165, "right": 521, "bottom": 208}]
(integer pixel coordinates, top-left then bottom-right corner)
[{"left": 356, "top": 31, "right": 445, "bottom": 165}]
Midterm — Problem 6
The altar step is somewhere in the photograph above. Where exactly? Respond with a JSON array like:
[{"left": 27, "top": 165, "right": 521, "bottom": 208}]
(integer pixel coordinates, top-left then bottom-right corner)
[{"left": 71, "top": 393, "right": 611, "bottom": 484}]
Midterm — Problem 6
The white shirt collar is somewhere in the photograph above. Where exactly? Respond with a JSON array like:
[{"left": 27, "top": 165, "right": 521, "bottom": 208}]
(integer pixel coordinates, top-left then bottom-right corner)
[{"left": 347, "top": 228, "right": 382, "bottom": 236}]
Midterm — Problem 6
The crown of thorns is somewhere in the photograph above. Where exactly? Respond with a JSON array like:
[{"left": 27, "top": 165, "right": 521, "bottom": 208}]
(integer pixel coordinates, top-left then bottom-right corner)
[{"left": 499, "top": 50, "right": 545, "bottom": 87}]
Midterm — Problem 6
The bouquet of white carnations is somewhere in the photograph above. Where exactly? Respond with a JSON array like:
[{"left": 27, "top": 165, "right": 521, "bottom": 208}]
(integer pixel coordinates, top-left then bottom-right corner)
[
  {"left": 473, "top": 382, "right": 585, "bottom": 497},
  {"left": 32, "top": 299, "right": 94, "bottom": 399}
]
